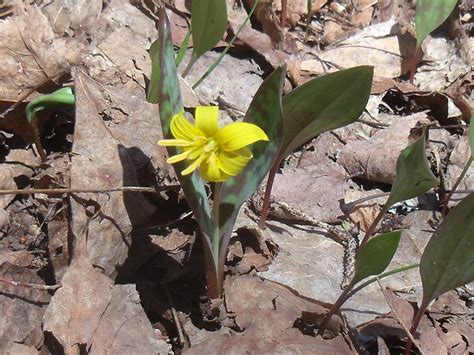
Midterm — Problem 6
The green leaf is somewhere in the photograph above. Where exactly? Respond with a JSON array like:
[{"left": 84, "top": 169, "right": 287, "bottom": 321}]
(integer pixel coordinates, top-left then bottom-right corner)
[
  {"left": 217, "top": 65, "right": 286, "bottom": 258},
  {"left": 26, "top": 87, "right": 75, "bottom": 123},
  {"left": 351, "top": 230, "right": 402, "bottom": 286},
  {"left": 146, "top": 39, "right": 160, "bottom": 104},
  {"left": 420, "top": 192, "right": 474, "bottom": 308},
  {"left": 415, "top": 0, "right": 457, "bottom": 48},
  {"left": 186, "top": 0, "right": 227, "bottom": 74},
  {"left": 280, "top": 66, "right": 373, "bottom": 158},
  {"left": 176, "top": 30, "right": 191, "bottom": 68},
  {"left": 156, "top": 7, "right": 212, "bottom": 238},
  {"left": 385, "top": 126, "right": 438, "bottom": 208}
]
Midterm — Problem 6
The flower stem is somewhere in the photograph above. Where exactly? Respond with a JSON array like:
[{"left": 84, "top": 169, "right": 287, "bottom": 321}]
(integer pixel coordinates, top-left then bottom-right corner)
[
  {"left": 258, "top": 160, "right": 279, "bottom": 228},
  {"left": 211, "top": 182, "right": 222, "bottom": 277}
]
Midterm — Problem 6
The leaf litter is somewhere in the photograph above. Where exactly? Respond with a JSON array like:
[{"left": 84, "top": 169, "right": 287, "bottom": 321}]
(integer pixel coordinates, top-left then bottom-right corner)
[{"left": 0, "top": 0, "right": 472, "bottom": 353}]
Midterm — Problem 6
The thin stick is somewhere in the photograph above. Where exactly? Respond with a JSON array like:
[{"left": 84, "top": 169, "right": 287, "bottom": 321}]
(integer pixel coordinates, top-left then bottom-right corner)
[
  {"left": 0, "top": 185, "right": 181, "bottom": 196},
  {"left": 377, "top": 278, "right": 424, "bottom": 354},
  {"left": 164, "top": 285, "right": 186, "bottom": 347},
  {"left": 0, "top": 275, "right": 61, "bottom": 291}
]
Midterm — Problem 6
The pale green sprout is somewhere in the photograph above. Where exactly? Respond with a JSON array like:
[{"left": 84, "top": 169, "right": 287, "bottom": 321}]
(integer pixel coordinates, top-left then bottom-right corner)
[{"left": 158, "top": 106, "right": 269, "bottom": 182}]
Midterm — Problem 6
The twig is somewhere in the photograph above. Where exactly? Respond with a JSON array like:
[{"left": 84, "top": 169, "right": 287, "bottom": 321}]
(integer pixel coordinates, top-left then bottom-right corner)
[
  {"left": 0, "top": 275, "right": 61, "bottom": 291},
  {"left": 164, "top": 285, "right": 186, "bottom": 347},
  {"left": 0, "top": 185, "right": 181, "bottom": 196},
  {"left": 376, "top": 278, "right": 424, "bottom": 354}
]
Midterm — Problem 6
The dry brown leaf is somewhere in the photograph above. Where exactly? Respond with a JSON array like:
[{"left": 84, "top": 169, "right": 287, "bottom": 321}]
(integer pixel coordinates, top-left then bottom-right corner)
[
  {"left": 40, "top": 0, "right": 102, "bottom": 36},
  {"left": 43, "top": 251, "right": 113, "bottom": 353},
  {"left": 69, "top": 70, "right": 158, "bottom": 278},
  {"left": 89, "top": 284, "right": 171, "bottom": 354},
  {"left": 269, "top": 162, "right": 357, "bottom": 223},
  {"left": 345, "top": 189, "right": 384, "bottom": 232},
  {"left": 228, "top": 1, "right": 291, "bottom": 68},
  {"left": 0, "top": 4, "right": 85, "bottom": 102},
  {"left": 0, "top": 263, "right": 50, "bottom": 351},
  {"left": 0, "top": 149, "right": 39, "bottom": 209},
  {"left": 187, "top": 275, "right": 352, "bottom": 353},
  {"left": 337, "top": 112, "right": 428, "bottom": 185},
  {"left": 301, "top": 18, "right": 417, "bottom": 78}
]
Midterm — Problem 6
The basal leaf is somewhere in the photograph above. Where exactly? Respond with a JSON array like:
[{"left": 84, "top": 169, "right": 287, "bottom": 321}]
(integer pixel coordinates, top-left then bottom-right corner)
[
  {"left": 156, "top": 7, "right": 212, "bottom": 238},
  {"left": 415, "top": 0, "right": 457, "bottom": 48},
  {"left": 385, "top": 126, "right": 438, "bottom": 209},
  {"left": 186, "top": 0, "right": 227, "bottom": 73},
  {"left": 351, "top": 230, "right": 402, "bottom": 287},
  {"left": 280, "top": 66, "right": 373, "bottom": 158},
  {"left": 217, "top": 65, "right": 286, "bottom": 258},
  {"left": 420, "top": 192, "right": 474, "bottom": 308},
  {"left": 26, "top": 87, "right": 75, "bottom": 123}
]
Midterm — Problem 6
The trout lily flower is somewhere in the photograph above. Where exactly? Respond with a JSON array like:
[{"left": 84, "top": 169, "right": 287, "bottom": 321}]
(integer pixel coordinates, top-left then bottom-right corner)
[{"left": 158, "top": 106, "right": 269, "bottom": 182}]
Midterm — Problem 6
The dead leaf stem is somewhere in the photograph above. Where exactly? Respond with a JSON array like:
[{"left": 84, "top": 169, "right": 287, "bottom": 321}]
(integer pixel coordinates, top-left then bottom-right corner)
[{"left": 0, "top": 185, "right": 180, "bottom": 196}]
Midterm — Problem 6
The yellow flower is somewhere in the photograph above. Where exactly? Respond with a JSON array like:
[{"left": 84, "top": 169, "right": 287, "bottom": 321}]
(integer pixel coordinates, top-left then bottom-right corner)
[{"left": 158, "top": 106, "right": 269, "bottom": 182}]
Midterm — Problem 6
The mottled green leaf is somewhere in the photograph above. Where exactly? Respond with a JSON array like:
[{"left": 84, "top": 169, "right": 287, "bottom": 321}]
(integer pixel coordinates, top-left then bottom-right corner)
[
  {"left": 186, "top": 0, "right": 227, "bottom": 74},
  {"left": 146, "top": 39, "right": 160, "bottom": 104},
  {"left": 26, "top": 87, "right": 75, "bottom": 123},
  {"left": 217, "top": 65, "right": 286, "bottom": 258},
  {"left": 420, "top": 192, "right": 474, "bottom": 308},
  {"left": 415, "top": 0, "right": 457, "bottom": 48},
  {"left": 156, "top": 7, "right": 212, "bottom": 238},
  {"left": 385, "top": 126, "right": 438, "bottom": 209},
  {"left": 351, "top": 231, "right": 402, "bottom": 286},
  {"left": 280, "top": 66, "right": 373, "bottom": 158}
]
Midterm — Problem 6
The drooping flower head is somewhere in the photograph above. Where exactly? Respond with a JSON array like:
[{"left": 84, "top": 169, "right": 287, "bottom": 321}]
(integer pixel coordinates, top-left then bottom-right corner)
[{"left": 158, "top": 106, "right": 269, "bottom": 182}]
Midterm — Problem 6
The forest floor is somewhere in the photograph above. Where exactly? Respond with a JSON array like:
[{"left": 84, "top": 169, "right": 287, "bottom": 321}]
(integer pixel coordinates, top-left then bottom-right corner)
[{"left": 0, "top": 0, "right": 473, "bottom": 354}]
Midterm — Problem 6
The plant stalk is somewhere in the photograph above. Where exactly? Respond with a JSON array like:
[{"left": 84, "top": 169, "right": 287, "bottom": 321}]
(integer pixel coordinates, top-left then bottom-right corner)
[
  {"left": 404, "top": 303, "right": 427, "bottom": 355},
  {"left": 345, "top": 264, "right": 419, "bottom": 300},
  {"left": 358, "top": 204, "right": 389, "bottom": 250},
  {"left": 258, "top": 160, "right": 279, "bottom": 228},
  {"left": 317, "top": 286, "right": 352, "bottom": 336},
  {"left": 208, "top": 182, "right": 223, "bottom": 297},
  {"left": 441, "top": 156, "right": 472, "bottom": 216}
]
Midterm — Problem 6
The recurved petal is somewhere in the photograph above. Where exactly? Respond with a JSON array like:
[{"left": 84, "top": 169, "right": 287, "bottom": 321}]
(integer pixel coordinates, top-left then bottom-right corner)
[
  {"left": 195, "top": 106, "right": 218, "bottom": 137},
  {"left": 170, "top": 112, "right": 203, "bottom": 140},
  {"left": 215, "top": 122, "right": 269, "bottom": 152},
  {"left": 218, "top": 147, "right": 252, "bottom": 176}
]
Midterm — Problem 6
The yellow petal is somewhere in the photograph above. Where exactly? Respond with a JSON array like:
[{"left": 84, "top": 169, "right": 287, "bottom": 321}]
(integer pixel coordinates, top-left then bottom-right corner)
[
  {"left": 215, "top": 122, "right": 269, "bottom": 152},
  {"left": 158, "top": 139, "right": 196, "bottom": 147},
  {"left": 170, "top": 112, "right": 203, "bottom": 140},
  {"left": 200, "top": 152, "right": 222, "bottom": 182},
  {"left": 195, "top": 106, "right": 218, "bottom": 137},
  {"left": 218, "top": 148, "right": 252, "bottom": 176},
  {"left": 181, "top": 153, "right": 207, "bottom": 175},
  {"left": 167, "top": 150, "right": 191, "bottom": 164}
]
